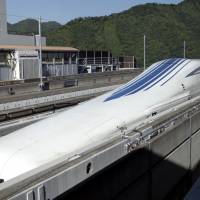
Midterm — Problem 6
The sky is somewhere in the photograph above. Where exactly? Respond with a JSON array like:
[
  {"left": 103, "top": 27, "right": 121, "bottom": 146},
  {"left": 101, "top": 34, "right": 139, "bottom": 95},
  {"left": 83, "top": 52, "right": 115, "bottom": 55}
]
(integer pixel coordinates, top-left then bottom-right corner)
[{"left": 7, "top": 0, "right": 182, "bottom": 24}]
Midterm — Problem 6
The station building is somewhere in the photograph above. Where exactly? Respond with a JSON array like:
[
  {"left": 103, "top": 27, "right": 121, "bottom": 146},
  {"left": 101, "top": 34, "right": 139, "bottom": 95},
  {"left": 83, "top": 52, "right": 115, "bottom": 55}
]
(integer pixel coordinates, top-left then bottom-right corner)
[
  {"left": 0, "top": 45, "right": 79, "bottom": 80},
  {"left": 0, "top": 46, "right": 125, "bottom": 81}
]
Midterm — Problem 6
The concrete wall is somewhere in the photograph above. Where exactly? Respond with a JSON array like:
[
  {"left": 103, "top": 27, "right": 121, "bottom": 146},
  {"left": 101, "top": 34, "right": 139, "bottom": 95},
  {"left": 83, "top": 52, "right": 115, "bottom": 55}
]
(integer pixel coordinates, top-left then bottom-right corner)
[
  {"left": 56, "top": 113, "right": 200, "bottom": 200},
  {"left": 0, "top": 65, "right": 12, "bottom": 80},
  {"left": 0, "top": 0, "right": 7, "bottom": 37},
  {"left": 0, "top": 69, "right": 142, "bottom": 99},
  {"left": 0, "top": 34, "right": 46, "bottom": 46}
]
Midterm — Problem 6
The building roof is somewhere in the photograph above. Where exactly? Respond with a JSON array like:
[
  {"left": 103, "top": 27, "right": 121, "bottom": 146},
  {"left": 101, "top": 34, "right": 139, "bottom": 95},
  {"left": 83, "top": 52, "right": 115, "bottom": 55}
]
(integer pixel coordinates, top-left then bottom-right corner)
[{"left": 0, "top": 45, "right": 79, "bottom": 52}]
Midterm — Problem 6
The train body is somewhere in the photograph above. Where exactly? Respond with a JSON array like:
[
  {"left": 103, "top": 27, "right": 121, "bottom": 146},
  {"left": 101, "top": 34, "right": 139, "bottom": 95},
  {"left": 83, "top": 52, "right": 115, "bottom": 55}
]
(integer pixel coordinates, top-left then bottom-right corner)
[{"left": 0, "top": 58, "right": 200, "bottom": 182}]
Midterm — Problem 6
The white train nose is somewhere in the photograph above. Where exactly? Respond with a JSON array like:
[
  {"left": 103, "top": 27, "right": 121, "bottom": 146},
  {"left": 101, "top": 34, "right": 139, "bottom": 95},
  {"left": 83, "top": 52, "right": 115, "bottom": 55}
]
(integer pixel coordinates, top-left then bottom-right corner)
[{"left": 0, "top": 58, "right": 199, "bottom": 182}]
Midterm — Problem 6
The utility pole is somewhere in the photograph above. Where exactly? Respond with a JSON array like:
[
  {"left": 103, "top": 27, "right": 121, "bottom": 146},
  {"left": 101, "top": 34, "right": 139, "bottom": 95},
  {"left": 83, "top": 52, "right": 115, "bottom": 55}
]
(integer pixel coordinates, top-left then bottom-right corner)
[
  {"left": 144, "top": 35, "right": 146, "bottom": 71},
  {"left": 38, "top": 16, "right": 43, "bottom": 89},
  {"left": 183, "top": 40, "right": 186, "bottom": 58}
]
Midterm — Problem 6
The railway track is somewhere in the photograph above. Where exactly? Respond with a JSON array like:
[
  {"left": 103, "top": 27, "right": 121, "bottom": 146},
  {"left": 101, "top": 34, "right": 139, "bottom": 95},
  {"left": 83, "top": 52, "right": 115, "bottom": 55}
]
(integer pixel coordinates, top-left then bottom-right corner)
[{"left": 0, "top": 107, "right": 73, "bottom": 137}]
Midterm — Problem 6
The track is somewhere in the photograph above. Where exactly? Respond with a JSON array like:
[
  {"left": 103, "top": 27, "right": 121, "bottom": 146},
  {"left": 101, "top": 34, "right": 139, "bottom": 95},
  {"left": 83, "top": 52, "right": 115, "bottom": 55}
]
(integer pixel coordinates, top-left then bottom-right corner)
[{"left": 0, "top": 107, "right": 73, "bottom": 137}]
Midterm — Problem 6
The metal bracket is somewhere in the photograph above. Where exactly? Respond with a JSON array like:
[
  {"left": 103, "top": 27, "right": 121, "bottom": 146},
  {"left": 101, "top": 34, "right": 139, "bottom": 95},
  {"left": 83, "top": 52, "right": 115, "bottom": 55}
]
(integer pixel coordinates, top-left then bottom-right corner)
[{"left": 123, "top": 129, "right": 143, "bottom": 153}]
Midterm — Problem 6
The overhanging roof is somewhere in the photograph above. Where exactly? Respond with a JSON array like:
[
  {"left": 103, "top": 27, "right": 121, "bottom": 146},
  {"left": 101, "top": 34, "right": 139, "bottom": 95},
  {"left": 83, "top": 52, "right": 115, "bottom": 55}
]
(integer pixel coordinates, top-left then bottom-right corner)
[{"left": 0, "top": 45, "right": 79, "bottom": 52}]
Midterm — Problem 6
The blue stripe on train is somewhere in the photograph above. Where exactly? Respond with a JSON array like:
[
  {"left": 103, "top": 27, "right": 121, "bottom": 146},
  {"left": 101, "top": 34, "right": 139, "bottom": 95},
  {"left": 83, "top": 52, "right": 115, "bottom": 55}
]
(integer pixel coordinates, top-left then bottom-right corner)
[
  {"left": 111, "top": 60, "right": 166, "bottom": 96},
  {"left": 105, "top": 58, "right": 185, "bottom": 102},
  {"left": 105, "top": 58, "right": 179, "bottom": 101},
  {"left": 160, "top": 60, "right": 191, "bottom": 86},
  {"left": 185, "top": 64, "right": 200, "bottom": 78},
  {"left": 144, "top": 59, "right": 187, "bottom": 91},
  {"left": 126, "top": 58, "right": 183, "bottom": 96}
]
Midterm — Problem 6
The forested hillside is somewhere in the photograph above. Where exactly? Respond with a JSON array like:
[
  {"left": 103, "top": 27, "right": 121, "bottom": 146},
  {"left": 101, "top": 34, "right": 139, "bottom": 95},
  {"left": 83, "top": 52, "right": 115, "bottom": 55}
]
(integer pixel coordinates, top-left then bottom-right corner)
[
  {"left": 8, "top": 19, "right": 61, "bottom": 36},
  {"left": 8, "top": 0, "right": 200, "bottom": 67},
  {"left": 46, "top": 0, "right": 200, "bottom": 66}
]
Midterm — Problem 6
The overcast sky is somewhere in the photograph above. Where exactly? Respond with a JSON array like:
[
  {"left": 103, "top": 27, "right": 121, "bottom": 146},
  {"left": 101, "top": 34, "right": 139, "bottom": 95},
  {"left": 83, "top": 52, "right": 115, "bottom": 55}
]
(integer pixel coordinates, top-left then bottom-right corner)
[{"left": 7, "top": 0, "right": 182, "bottom": 24}]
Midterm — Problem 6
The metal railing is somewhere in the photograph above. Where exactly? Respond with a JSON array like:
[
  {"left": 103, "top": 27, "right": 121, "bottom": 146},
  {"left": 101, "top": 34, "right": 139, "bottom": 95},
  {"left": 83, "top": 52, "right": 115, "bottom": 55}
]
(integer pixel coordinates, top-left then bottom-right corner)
[
  {"left": 78, "top": 57, "right": 116, "bottom": 66},
  {"left": 78, "top": 56, "right": 136, "bottom": 69}
]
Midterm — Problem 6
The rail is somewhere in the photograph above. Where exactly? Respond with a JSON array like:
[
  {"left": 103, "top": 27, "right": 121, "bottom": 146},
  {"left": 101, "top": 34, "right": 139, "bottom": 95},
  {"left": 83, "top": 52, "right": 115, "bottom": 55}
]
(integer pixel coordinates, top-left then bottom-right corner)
[
  {"left": 0, "top": 85, "right": 120, "bottom": 112},
  {"left": 0, "top": 69, "right": 142, "bottom": 87}
]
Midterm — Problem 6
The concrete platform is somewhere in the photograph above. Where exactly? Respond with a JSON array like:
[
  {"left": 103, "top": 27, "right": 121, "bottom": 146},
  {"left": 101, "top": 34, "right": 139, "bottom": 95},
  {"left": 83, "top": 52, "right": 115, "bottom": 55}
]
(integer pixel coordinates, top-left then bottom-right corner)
[{"left": 0, "top": 69, "right": 142, "bottom": 99}]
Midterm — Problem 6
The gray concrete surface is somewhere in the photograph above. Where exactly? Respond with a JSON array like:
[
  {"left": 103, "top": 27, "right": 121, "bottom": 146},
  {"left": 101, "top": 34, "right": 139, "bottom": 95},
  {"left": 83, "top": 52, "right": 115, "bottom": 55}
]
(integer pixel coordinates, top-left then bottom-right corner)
[
  {"left": 54, "top": 112, "right": 200, "bottom": 200},
  {"left": 191, "top": 130, "right": 200, "bottom": 170},
  {"left": 151, "top": 141, "right": 190, "bottom": 200},
  {"left": 0, "top": 69, "right": 142, "bottom": 99},
  {"left": 150, "top": 119, "right": 190, "bottom": 166}
]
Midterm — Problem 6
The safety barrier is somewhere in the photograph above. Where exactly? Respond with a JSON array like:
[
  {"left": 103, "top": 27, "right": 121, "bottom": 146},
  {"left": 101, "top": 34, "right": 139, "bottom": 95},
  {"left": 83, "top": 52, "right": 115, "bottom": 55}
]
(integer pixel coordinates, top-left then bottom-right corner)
[{"left": 0, "top": 85, "right": 120, "bottom": 112}]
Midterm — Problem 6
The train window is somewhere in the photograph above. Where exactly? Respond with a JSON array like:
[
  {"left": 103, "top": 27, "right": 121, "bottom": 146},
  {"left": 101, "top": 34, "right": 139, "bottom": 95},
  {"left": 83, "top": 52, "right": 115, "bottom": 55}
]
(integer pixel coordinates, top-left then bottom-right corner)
[{"left": 186, "top": 67, "right": 200, "bottom": 77}]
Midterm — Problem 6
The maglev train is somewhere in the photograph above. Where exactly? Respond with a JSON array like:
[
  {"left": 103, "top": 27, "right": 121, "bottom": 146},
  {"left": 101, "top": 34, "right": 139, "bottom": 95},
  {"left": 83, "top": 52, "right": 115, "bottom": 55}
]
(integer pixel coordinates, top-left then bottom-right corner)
[{"left": 0, "top": 58, "right": 200, "bottom": 182}]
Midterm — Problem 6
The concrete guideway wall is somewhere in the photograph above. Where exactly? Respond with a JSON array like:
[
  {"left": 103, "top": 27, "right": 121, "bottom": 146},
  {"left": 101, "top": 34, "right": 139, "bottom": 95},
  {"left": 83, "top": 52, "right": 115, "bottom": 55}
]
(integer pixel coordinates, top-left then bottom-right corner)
[
  {"left": 0, "top": 69, "right": 142, "bottom": 98},
  {"left": 0, "top": 85, "right": 120, "bottom": 112},
  {"left": 115, "top": 112, "right": 200, "bottom": 200}
]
